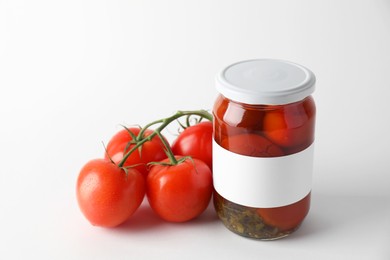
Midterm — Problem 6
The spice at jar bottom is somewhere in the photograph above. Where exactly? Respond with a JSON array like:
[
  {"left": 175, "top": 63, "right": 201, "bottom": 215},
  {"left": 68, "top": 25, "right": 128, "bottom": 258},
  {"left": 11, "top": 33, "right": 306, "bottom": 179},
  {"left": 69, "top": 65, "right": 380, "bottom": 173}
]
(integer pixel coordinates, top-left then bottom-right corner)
[
  {"left": 212, "top": 59, "right": 316, "bottom": 240},
  {"left": 214, "top": 191, "right": 311, "bottom": 240}
]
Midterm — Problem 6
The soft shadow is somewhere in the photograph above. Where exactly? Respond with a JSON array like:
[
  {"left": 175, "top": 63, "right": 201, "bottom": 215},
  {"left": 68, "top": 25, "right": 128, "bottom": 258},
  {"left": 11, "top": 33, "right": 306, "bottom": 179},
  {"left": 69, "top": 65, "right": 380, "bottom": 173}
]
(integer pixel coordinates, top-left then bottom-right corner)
[
  {"left": 115, "top": 202, "right": 164, "bottom": 232},
  {"left": 288, "top": 192, "right": 389, "bottom": 239},
  {"left": 110, "top": 199, "right": 219, "bottom": 233},
  {"left": 181, "top": 202, "right": 219, "bottom": 226}
]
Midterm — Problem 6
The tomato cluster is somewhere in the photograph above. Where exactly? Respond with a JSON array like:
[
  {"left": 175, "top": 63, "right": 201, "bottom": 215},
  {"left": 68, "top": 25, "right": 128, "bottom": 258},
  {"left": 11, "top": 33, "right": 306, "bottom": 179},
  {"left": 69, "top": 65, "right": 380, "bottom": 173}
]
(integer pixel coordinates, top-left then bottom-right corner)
[{"left": 76, "top": 112, "right": 213, "bottom": 227}]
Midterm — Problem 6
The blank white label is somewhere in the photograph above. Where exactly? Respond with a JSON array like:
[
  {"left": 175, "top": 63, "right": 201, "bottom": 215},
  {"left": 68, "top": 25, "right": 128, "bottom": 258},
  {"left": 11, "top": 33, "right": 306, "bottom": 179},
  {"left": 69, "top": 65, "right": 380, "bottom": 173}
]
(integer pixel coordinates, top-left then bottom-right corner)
[{"left": 212, "top": 140, "right": 314, "bottom": 208}]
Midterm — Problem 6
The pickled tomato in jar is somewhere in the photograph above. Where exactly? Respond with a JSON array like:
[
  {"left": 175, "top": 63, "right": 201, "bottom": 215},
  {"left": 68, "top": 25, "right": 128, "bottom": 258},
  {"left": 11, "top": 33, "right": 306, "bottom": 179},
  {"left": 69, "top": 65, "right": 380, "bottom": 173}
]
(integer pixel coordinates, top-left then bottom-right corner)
[{"left": 212, "top": 59, "right": 316, "bottom": 240}]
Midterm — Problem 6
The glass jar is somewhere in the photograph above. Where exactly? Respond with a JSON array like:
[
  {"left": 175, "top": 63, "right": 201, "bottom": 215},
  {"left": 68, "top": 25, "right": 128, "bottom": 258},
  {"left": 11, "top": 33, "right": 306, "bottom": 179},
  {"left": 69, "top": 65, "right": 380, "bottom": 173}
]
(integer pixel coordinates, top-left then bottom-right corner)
[{"left": 212, "top": 59, "right": 316, "bottom": 240}]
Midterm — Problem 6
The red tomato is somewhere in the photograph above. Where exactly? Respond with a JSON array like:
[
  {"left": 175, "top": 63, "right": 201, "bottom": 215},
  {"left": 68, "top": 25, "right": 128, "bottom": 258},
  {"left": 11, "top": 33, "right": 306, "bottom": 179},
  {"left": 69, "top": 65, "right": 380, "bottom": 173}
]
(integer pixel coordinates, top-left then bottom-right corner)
[
  {"left": 171, "top": 121, "right": 213, "bottom": 170},
  {"left": 257, "top": 194, "right": 310, "bottom": 231},
  {"left": 220, "top": 133, "right": 284, "bottom": 157},
  {"left": 76, "top": 159, "right": 145, "bottom": 227},
  {"left": 263, "top": 97, "right": 315, "bottom": 151},
  {"left": 146, "top": 157, "right": 213, "bottom": 222},
  {"left": 105, "top": 128, "right": 167, "bottom": 178}
]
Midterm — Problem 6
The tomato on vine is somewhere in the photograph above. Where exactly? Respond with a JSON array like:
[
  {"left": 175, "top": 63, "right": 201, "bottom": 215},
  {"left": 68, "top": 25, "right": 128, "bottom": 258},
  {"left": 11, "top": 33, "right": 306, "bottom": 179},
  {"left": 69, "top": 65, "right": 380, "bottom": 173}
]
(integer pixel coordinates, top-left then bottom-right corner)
[
  {"left": 76, "top": 110, "right": 214, "bottom": 227},
  {"left": 76, "top": 159, "right": 145, "bottom": 227},
  {"left": 172, "top": 121, "right": 213, "bottom": 170},
  {"left": 105, "top": 127, "right": 167, "bottom": 178},
  {"left": 146, "top": 156, "right": 213, "bottom": 222}
]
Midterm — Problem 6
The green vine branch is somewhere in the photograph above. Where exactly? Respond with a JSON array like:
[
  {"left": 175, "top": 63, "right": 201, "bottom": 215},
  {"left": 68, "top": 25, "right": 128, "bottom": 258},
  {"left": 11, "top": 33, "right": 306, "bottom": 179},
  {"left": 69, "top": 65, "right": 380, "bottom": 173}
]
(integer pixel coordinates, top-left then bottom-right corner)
[{"left": 117, "top": 110, "right": 212, "bottom": 168}]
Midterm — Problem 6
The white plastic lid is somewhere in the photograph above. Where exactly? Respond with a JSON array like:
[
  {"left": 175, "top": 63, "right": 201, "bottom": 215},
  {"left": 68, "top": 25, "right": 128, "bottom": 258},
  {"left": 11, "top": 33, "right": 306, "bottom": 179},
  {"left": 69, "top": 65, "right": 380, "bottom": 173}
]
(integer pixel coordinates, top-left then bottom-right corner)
[{"left": 215, "top": 59, "right": 316, "bottom": 105}]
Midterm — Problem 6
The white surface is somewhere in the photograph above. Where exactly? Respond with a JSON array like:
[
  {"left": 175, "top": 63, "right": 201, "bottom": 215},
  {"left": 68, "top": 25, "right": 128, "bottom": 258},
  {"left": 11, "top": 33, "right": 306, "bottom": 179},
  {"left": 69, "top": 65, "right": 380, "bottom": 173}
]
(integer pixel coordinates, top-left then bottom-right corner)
[
  {"left": 0, "top": 0, "right": 389, "bottom": 259},
  {"left": 215, "top": 59, "right": 315, "bottom": 105},
  {"left": 213, "top": 141, "right": 314, "bottom": 208}
]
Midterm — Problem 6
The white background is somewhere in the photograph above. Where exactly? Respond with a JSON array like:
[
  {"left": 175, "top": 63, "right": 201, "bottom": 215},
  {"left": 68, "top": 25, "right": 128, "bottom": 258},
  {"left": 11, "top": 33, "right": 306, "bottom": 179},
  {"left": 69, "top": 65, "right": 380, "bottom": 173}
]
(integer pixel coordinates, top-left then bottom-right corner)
[{"left": 1, "top": 0, "right": 389, "bottom": 259}]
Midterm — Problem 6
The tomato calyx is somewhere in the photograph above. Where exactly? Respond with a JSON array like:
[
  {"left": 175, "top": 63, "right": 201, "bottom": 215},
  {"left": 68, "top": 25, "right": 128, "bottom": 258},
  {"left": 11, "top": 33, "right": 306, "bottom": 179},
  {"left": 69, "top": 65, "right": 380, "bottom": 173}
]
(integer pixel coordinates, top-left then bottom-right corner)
[
  {"left": 120, "top": 163, "right": 145, "bottom": 176},
  {"left": 103, "top": 142, "right": 144, "bottom": 178},
  {"left": 117, "top": 110, "right": 212, "bottom": 168},
  {"left": 148, "top": 155, "right": 194, "bottom": 168}
]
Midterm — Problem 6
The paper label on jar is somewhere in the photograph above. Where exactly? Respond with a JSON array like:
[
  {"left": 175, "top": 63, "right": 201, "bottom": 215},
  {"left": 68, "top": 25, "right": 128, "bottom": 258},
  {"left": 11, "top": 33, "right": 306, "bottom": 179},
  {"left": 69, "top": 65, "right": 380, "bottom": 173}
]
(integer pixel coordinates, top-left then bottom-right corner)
[{"left": 212, "top": 139, "right": 314, "bottom": 208}]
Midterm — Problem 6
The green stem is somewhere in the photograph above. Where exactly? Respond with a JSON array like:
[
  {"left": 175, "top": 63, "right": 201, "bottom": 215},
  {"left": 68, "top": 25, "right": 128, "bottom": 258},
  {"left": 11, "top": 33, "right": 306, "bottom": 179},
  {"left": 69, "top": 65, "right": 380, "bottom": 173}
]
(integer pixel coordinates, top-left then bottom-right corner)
[
  {"left": 156, "top": 130, "right": 178, "bottom": 165},
  {"left": 117, "top": 110, "right": 212, "bottom": 168},
  {"left": 138, "top": 110, "right": 212, "bottom": 139}
]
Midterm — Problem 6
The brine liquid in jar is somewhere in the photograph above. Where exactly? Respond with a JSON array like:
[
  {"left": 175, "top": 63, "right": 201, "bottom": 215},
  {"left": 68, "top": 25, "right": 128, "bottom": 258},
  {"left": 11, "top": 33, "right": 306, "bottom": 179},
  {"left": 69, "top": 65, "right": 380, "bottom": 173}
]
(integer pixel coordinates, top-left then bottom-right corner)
[{"left": 212, "top": 59, "right": 316, "bottom": 240}]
